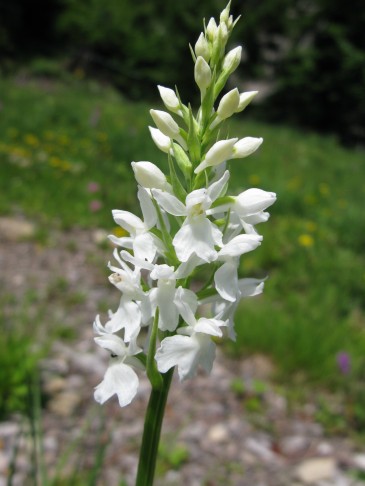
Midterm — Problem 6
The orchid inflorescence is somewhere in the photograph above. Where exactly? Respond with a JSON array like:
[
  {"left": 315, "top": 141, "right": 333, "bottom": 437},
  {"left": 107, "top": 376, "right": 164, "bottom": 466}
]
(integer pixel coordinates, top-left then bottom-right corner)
[{"left": 93, "top": 2, "right": 276, "bottom": 408}]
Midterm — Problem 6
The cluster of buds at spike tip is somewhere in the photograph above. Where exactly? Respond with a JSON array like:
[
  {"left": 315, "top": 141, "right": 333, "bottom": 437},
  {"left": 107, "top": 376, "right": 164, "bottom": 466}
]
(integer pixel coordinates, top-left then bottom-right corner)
[{"left": 93, "top": 2, "right": 276, "bottom": 408}]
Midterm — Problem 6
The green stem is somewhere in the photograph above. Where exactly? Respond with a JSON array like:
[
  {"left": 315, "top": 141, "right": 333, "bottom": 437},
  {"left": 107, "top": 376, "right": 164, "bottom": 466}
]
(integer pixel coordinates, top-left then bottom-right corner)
[{"left": 135, "top": 368, "right": 174, "bottom": 486}]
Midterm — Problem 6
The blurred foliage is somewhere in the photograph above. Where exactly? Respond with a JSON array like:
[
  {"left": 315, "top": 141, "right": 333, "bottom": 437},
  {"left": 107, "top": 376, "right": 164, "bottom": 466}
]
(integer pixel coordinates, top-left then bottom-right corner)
[{"left": 1, "top": 0, "right": 364, "bottom": 143}]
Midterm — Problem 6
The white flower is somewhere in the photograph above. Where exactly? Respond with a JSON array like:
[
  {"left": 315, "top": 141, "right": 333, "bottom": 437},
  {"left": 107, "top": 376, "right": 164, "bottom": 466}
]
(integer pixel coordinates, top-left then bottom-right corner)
[
  {"left": 110, "top": 187, "right": 160, "bottom": 263},
  {"left": 144, "top": 264, "right": 198, "bottom": 332},
  {"left": 153, "top": 171, "right": 229, "bottom": 262},
  {"left": 94, "top": 334, "right": 143, "bottom": 407},
  {"left": 214, "top": 234, "right": 263, "bottom": 302},
  {"left": 155, "top": 307, "right": 226, "bottom": 380}
]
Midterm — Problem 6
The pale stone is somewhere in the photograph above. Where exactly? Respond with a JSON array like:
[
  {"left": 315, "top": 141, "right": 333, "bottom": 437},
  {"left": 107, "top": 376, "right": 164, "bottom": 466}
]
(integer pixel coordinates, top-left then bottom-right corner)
[
  {"left": 0, "top": 217, "right": 35, "bottom": 241},
  {"left": 207, "top": 423, "right": 229, "bottom": 443},
  {"left": 295, "top": 457, "right": 336, "bottom": 483},
  {"left": 353, "top": 453, "right": 365, "bottom": 471}
]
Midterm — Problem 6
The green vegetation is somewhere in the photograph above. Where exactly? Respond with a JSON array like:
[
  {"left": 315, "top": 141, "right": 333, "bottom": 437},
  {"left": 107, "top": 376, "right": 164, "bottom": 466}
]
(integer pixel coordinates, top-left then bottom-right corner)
[{"left": 0, "top": 76, "right": 364, "bottom": 417}]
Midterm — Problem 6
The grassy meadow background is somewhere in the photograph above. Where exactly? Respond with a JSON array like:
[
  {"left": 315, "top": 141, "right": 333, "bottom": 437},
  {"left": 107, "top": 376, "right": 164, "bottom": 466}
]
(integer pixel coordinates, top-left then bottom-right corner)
[{"left": 1, "top": 74, "right": 365, "bottom": 408}]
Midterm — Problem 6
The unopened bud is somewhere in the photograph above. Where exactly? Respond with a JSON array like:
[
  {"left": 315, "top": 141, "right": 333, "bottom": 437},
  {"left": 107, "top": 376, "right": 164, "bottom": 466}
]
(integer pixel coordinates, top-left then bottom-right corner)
[
  {"left": 217, "top": 88, "right": 240, "bottom": 120},
  {"left": 235, "top": 188, "right": 276, "bottom": 215},
  {"left": 222, "top": 46, "right": 242, "bottom": 75},
  {"left": 148, "top": 126, "right": 172, "bottom": 154},
  {"left": 194, "top": 56, "right": 212, "bottom": 92},
  {"left": 206, "top": 17, "right": 218, "bottom": 41},
  {"left": 194, "top": 138, "right": 238, "bottom": 173},
  {"left": 195, "top": 33, "right": 210, "bottom": 62},
  {"left": 157, "top": 85, "right": 180, "bottom": 113},
  {"left": 131, "top": 161, "right": 170, "bottom": 191},
  {"left": 150, "top": 109, "right": 179, "bottom": 138},
  {"left": 220, "top": 1, "right": 231, "bottom": 24},
  {"left": 232, "top": 137, "right": 263, "bottom": 159},
  {"left": 236, "top": 91, "right": 258, "bottom": 113}
]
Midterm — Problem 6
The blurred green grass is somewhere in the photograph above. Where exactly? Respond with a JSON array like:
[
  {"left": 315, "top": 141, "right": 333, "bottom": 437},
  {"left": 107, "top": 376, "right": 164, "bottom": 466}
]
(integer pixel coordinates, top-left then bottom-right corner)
[{"left": 1, "top": 76, "right": 365, "bottom": 391}]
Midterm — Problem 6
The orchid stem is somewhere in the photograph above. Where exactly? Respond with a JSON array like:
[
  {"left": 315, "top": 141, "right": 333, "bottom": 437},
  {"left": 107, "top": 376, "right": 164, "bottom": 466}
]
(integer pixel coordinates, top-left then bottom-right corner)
[{"left": 135, "top": 368, "right": 174, "bottom": 486}]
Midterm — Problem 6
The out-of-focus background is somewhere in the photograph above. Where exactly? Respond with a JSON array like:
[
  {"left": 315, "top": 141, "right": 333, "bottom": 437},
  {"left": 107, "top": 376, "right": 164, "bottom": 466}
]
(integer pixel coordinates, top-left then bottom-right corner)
[{"left": 1, "top": 0, "right": 365, "bottom": 484}]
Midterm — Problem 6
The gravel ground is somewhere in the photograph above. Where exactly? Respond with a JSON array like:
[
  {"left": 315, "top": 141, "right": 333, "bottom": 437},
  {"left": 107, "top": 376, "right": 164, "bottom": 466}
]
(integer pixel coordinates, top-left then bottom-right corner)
[{"left": 1, "top": 218, "right": 365, "bottom": 486}]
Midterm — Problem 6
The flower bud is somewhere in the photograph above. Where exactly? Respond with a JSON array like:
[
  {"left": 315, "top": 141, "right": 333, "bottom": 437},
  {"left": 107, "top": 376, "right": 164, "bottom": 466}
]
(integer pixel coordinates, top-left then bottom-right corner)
[
  {"left": 194, "top": 138, "right": 238, "bottom": 173},
  {"left": 157, "top": 85, "right": 180, "bottom": 113},
  {"left": 195, "top": 33, "right": 210, "bottom": 62},
  {"left": 131, "top": 161, "right": 170, "bottom": 190},
  {"left": 217, "top": 88, "right": 240, "bottom": 120},
  {"left": 206, "top": 17, "right": 218, "bottom": 41},
  {"left": 232, "top": 137, "right": 263, "bottom": 159},
  {"left": 150, "top": 109, "right": 179, "bottom": 138},
  {"left": 220, "top": 1, "right": 231, "bottom": 24},
  {"left": 148, "top": 126, "right": 172, "bottom": 154},
  {"left": 222, "top": 46, "right": 242, "bottom": 75},
  {"left": 236, "top": 91, "right": 258, "bottom": 113},
  {"left": 194, "top": 56, "right": 212, "bottom": 92},
  {"left": 234, "top": 188, "right": 277, "bottom": 215}
]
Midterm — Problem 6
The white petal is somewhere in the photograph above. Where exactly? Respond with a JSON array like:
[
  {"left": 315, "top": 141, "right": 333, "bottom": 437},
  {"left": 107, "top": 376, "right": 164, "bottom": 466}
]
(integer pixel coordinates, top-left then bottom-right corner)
[
  {"left": 206, "top": 170, "right": 230, "bottom": 202},
  {"left": 94, "top": 362, "right": 139, "bottom": 407},
  {"left": 194, "top": 317, "right": 225, "bottom": 337},
  {"left": 112, "top": 210, "right": 145, "bottom": 235},
  {"left": 174, "top": 254, "right": 204, "bottom": 278},
  {"left": 218, "top": 234, "right": 262, "bottom": 258},
  {"left": 108, "top": 235, "right": 134, "bottom": 249},
  {"left": 214, "top": 261, "right": 238, "bottom": 302},
  {"left": 105, "top": 298, "right": 141, "bottom": 341},
  {"left": 156, "top": 335, "right": 200, "bottom": 380},
  {"left": 94, "top": 334, "right": 127, "bottom": 357},
  {"left": 174, "top": 287, "right": 198, "bottom": 327},
  {"left": 173, "top": 217, "right": 218, "bottom": 262},
  {"left": 150, "top": 264, "right": 175, "bottom": 280},
  {"left": 157, "top": 284, "right": 179, "bottom": 332},
  {"left": 133, "top": 233, "right": 157, "bottom": 263},
  {"left": 138, "top": 186, "right": 157, "bottom": 229},
  {"left": 148, "top": 127, "right": 172, "bottom": 154},
  {"left": 232, "top": 137, "right": 263, "bottom": 159},
  {"left": 238, "top": 278, "right": 265, "bottom": 297},
  {"left": 194, "top": 334, "right": 216, "bottom": 374},
  {"left": 152, "top": 189, "right": 187, "bottom": 216}
]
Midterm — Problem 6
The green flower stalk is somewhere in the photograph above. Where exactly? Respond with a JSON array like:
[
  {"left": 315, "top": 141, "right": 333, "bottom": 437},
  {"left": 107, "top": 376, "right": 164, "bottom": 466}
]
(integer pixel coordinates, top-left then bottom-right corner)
[{"left": 92, "top": 3, "right": 276, "bottom": 484}]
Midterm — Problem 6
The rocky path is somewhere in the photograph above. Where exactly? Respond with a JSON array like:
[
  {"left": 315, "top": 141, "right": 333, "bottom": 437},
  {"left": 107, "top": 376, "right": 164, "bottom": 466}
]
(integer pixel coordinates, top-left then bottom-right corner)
[{"left": 1, "top": 218, "right": 365, "bottom": 486}]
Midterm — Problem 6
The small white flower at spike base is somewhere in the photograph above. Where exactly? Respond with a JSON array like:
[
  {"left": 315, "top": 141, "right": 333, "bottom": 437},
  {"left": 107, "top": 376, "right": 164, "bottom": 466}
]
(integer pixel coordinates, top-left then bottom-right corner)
[
  {"left": 194, "top": 56, "right": 212, "bottom": 93},
  {"left": 194, "top": 138, "right": 238, "bottom": 173},
  {"left": 195, "top": 33, "right": 210, "bottom": 62},
  {"left": 132, "top": 161, "right": 171, "bottom": 191},
  {"left": 157, "top": 85, "right": 181, "bottom": 115},
  {"left": 155, "top": 311, "right": 226, "bottom": 381},
  {"left": 232, "top": 137, "right": 263, "bottom": 159},
  {"left": 94, "top": 334, "right": 143, "bottom": 408},
  {"left": 236, "top": 91, "right": 258, "bottom": 113}
]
